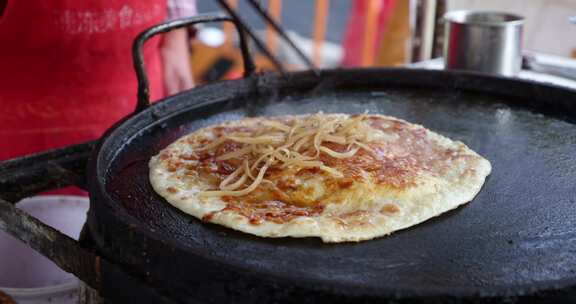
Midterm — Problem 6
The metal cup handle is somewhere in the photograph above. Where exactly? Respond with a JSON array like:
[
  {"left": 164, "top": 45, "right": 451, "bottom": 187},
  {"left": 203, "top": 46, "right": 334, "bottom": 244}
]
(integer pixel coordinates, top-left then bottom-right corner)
[{"left": 133, "top": 13, "right": 256, "bottom": 113}]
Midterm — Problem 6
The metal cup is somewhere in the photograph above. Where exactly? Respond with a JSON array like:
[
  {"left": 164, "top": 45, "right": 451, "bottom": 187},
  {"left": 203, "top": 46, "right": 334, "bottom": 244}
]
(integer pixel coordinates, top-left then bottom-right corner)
[{"left": 443, "top": 11, "right": 524, "bottom": 76}]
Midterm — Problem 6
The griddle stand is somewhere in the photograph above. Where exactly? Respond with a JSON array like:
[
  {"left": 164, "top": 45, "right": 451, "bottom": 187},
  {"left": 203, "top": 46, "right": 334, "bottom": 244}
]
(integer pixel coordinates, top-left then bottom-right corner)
[{"left": 0, "top": 142, "right": 185, "bottom": 303}]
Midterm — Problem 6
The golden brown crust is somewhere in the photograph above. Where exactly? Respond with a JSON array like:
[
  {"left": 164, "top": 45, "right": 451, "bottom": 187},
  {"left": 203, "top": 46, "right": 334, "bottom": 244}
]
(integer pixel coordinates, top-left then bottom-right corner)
[
  {"left": 149, "top": 113, "right": 492, "bottom": 242},
  {"left": 165, "top": 115, "right": 470, "bottom": 224}
]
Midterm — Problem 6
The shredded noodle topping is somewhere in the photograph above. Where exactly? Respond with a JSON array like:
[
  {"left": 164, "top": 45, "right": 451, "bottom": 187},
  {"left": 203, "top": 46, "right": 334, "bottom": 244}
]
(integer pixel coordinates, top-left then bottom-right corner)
[{"left": 198, "top": 113, "right": 379, "bottom": 197}]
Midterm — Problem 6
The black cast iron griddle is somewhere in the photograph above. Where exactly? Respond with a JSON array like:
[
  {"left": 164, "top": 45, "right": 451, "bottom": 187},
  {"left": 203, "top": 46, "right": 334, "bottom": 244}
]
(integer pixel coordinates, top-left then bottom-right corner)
[{"left": 86, "top": 68, "right": 576, "bottom": 303}]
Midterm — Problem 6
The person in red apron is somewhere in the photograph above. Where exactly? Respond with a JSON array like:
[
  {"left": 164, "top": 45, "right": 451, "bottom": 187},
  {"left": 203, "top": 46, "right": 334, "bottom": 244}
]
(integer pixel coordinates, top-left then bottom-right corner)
[{"left": 0, "top": 0, "right": 195, "bottom": 161}]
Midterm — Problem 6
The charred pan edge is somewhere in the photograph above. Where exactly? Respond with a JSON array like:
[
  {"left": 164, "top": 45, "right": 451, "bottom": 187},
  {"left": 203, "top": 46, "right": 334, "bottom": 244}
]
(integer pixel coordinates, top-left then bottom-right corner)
[
  {"left": 89, "top": 68, "right": 576, "bottom": 303},
  {"left": 1, "top": 68, "right": 575, "bottom": 303}
]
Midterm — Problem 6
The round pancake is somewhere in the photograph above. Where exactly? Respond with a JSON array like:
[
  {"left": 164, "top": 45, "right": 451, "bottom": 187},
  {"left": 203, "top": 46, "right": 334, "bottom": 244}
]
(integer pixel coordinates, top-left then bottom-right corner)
[{"left": 149, "top": 114, "right": 491, "bottom": 242}]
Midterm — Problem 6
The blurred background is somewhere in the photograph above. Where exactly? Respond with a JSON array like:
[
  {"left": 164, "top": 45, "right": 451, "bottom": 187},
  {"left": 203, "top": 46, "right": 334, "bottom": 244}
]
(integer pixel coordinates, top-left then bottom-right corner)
[
  {"left": 189, "top": 0, "right": 576, "bottom": 85},
  {"left": 2, "top": 0, "right": 575, "bottom": 162}
]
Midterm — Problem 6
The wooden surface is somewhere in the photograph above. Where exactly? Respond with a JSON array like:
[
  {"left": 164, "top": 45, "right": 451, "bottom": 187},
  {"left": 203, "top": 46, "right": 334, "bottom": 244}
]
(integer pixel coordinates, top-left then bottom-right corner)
[
  {"left": 313, "top": 0, "right": 330, "bottom": 66},
  {"left": 376, "top": 0, "right": 410, "bottom": 66},
  {"left": 361, "top": 0, "right": 381, "bottom": 66},
  {"left": 266, "top": 0, "right": 282, "bottom": 55}
]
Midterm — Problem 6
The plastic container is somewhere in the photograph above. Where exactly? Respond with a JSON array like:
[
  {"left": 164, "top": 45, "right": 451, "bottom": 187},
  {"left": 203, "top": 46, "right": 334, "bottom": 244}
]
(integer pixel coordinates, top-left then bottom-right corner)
[{"left": 0, "top": 196, "right": 89, "bottom": 304}]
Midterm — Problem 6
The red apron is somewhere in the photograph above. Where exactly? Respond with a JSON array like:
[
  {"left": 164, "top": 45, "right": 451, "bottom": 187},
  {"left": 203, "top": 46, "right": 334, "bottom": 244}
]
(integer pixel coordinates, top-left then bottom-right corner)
[{"left": 0, "top": 0, "right": 166, "bottom": 161}]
